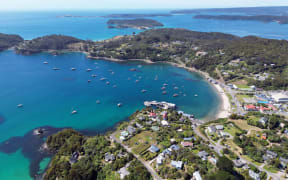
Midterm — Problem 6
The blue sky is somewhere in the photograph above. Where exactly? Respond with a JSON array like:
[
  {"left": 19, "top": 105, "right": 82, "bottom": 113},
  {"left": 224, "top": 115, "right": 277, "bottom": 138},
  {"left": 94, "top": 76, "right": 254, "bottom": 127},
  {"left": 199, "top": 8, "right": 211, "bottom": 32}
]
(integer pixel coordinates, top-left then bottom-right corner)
[{"left": 1, "top": 0, "right": 288, "bottom": 11}]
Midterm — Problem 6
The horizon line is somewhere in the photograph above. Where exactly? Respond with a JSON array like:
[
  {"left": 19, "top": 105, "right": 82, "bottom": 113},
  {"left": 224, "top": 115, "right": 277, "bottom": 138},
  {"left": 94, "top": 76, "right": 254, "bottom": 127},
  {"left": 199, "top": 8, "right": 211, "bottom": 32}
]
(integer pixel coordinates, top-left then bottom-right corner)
[{"left": 1, "top": 5, "right": 288, "bottom": 12}]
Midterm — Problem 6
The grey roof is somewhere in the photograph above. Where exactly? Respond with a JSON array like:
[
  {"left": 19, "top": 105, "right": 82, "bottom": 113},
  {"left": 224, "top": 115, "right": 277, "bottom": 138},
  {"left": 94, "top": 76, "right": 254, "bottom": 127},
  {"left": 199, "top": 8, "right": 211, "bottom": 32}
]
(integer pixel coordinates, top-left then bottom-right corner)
[
  {"left": 105, "top": 152, "right": 115, "bottom": 162},
  {"left": 208, "top": 125, "right": 216, "bottom": 132},
  {"left": 127, "top": 125, "right": 136, "bottom": 135},
  {"left": 266, "top": 150, "right": 278, "bottom": 158},
  {"left": 198, "top": 151, "right": 209, "bottom": 157},
  {"left": 215, "top": 125, "right": 224, "bottom": 130},
  {"left": 259, "top": 117, "right": 268, "bottom": 124},
  {"left": 170, "top": 144, "right": 180, "bottom": 151},
  {"left": 171, "top": 160, "right": 183, "bottom": 169},
  {"left": 280, "top": 157, "right": 288, "bottom": 164},
  {"left": 136, "top": 123, "right": 143, "bottom": 129},
  {"left": 149, "top": 145, "right": 160, "bottom": 153},
  {"left": 162, "top": 149, "right": 171, "bottom": 156}
]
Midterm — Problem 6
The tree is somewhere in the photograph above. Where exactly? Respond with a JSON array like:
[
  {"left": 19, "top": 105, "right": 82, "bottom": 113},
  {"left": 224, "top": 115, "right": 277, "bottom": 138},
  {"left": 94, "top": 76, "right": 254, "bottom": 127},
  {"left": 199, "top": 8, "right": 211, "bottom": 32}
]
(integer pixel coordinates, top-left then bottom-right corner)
[{"left": 216, "top": 156, "right": 234, "bottom": 173}]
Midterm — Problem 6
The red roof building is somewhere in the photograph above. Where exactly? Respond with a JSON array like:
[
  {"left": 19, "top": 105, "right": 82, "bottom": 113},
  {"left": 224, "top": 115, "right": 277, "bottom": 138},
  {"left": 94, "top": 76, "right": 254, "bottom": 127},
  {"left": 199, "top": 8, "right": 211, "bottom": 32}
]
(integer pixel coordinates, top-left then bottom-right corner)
[
  {"left": 244, "top": 104, "right": 257, "bottom": 111},
  {"left": 181, "top": 142, "right": 193, "bottom": 147}
]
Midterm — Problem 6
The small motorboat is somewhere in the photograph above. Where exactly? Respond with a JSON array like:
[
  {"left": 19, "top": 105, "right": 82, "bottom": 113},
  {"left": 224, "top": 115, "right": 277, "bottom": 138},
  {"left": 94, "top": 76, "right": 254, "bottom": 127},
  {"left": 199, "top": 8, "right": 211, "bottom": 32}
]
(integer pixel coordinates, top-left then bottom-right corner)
[
  {"left": 86, "top": 68, "right": 92, "bottom": 72},
  {"left": 43, "top": 61, "right": 48, "bottom": 64},
  {"left": 52, "top": 67, "right": 60, "bottom": 70},
  {"left": 117, "top": 103, "right": 122, "bottom": 107},
  {"left": 162, "top": 91, "right": 167, "bottom": 95},
  {"left": 141, "top": 89, "right": 147, "bottom": 93},
  {"left": 113, "top": 85, "right": 117, "bottom": 88},
  {"left": 91, "top": 74, "right": 97, "bottom": 77},
  {"left": 71, "top": 68, "right": 76, "bottom": 71},
  {"left": 194, "top": 94, "right": 198, "bottom": 97},
  {"left": 135, "top": 80, "right": 139, "bottom": 83},
  {"left": 106, "top": 81, "right": 110, "bottom": 85},
  {"left": 96, "top": 100, "right": 100, "bottom": 104},
  {"left": 161, "top": 87, "right": 166, "bottom": 90},
  {"left": 173, "top": 93, "right": 179, "bottom": 97},
  {"left": 17, "top": 104, "right": 23, "bottom": 108},
  {"left": 71, "top": 110, "right": 77, "bottom": 114},
  {"left": 100, "top": 78, "right": 106, "bottom": 81},
  {"left": 88, "top": 80, "right": 91, "bottom": 83},
  {"left": 163, "top": 83, "right": 168, "bottom": 86},
  {"left": 174, "top": 87, "right": 179, "bottom": 90}
]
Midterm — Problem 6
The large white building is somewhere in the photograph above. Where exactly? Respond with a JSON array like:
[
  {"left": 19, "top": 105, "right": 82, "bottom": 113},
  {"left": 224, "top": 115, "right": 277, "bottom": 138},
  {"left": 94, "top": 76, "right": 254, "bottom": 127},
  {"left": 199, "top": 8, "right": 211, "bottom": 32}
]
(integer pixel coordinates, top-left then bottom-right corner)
[{"left": 271, "top": 93, "right": 288, "bottom": 103}]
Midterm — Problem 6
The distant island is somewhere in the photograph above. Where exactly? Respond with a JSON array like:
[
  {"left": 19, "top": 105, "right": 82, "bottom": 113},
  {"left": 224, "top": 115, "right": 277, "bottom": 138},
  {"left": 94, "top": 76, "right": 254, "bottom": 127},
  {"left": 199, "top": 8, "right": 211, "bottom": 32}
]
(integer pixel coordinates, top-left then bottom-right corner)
[
  {"left": 171, "top": 6, "right": 288, "bottom": 16},
  {"left": 102, "top": 13, "right": 172, "bottom": 18},
  {"left": 194, "top": 15, "right": 288, "bottom": 24},
  {"left": 107, "top": 19, "right": 164, "bottom": 30}
]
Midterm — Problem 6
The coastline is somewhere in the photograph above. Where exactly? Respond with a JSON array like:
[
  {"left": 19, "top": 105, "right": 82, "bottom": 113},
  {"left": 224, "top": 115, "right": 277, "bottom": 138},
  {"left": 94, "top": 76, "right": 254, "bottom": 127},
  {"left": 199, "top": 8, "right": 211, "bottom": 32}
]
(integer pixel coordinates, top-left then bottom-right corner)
[{"left": 86, "top": 55, "right": 231, "bottom": 121}]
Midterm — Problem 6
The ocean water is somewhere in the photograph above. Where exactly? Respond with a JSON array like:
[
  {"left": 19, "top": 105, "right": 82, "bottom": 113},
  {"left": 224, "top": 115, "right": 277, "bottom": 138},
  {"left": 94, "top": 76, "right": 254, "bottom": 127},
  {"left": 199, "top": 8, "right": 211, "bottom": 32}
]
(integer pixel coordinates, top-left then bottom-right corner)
[
  {"left": 0, "top": 10, "right": 288, "bottom": 40},
  {"left": 0, "top": 51, "right": 219, "bottom": 179},
  {"left": 0, "top": 9, "right": 288, "bottom": 179}
]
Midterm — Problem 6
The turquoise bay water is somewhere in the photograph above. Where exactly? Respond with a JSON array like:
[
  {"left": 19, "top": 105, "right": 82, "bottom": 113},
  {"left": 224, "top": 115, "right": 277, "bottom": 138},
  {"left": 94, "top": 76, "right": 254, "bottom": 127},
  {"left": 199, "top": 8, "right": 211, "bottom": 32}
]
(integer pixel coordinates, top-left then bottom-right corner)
[{"left": 0, "top": 51, "right": 219, "bottom": 179}]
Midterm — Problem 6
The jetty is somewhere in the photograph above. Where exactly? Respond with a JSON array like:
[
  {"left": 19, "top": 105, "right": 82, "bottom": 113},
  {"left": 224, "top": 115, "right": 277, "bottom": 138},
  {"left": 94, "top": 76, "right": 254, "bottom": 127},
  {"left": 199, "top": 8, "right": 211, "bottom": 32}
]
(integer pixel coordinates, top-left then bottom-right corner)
[{"left": 144, "top": 101, "right": 176, "bottom": 110}]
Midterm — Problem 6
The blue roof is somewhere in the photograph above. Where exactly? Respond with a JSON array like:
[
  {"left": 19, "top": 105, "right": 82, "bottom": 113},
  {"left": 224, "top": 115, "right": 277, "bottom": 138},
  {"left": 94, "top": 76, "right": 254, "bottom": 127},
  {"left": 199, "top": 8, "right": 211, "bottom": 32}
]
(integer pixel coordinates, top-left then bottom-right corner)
[
  {"left": 149, "top": 145, "right": 160, "bottom": 153},
  {"left": 170, "top": 144, "right": 180, "bottom": 151}
]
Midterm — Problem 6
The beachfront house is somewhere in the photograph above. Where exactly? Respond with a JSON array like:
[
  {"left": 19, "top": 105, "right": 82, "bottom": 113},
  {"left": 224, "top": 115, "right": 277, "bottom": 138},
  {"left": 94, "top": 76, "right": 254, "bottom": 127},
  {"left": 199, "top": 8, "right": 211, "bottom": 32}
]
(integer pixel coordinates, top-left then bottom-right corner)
[
  {"left": 207, "top": 125, "right": 216, "bottom": 133},
  {"left": 215, "top": 125, "right": 224, "bottom": 130},
  {"left": 127, "top": 125, "right": 136, "bottom": 135}
]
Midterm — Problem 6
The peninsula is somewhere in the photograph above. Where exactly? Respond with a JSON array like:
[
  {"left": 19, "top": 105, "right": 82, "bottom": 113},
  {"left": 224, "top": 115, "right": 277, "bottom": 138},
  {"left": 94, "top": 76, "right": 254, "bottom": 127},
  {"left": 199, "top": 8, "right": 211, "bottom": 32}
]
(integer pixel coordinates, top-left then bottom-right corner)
[
  {"left": 107, "top": 19, "right": 164, "bottom": 30},
  {"left": 6, "top": 28, "right": 288, "bottom": 90},
  {"left": 0, "top": 33, "right": 23, "bottom": 51},
  {"left": 194, "top": 15, "right": 288, "bottom": 24}
]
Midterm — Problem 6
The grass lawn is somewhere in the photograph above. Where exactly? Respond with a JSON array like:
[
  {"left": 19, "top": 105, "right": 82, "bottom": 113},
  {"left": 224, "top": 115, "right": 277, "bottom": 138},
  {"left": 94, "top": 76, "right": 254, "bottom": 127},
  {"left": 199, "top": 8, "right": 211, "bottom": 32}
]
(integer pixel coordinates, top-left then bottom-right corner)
[
  {"left": 232, "top": 79, "right": 248, "bottom": 86},
  {"left": 229, "top": 120, "right": 262, "bottom": 132},
  {"left": 236, "top": 94, "right": 254, "bottom": 103},
  {"left": 242, "top": 155, "right": 262, "bottom": 166},
  {"left": 226, "top": 139, "right": 242, "bottom": 154},
  {"left": 236, "top": 84, "right": 250, "bottom": 89},
  {"left": 224, "top": 123, "right": 241, "bottom": 137},
  {"left": 263, "top": 165, "right": 279, "bottom": 173},
  {"left": 125, "top": 131, "right": 157, "bottom": 154}
]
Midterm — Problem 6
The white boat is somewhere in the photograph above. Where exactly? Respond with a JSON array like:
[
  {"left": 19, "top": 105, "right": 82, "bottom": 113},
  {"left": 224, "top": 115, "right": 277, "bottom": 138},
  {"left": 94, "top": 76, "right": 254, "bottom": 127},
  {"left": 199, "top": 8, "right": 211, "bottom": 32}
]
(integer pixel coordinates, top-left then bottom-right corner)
[
  {"left": 71, "top": 110, "right": 77, "bottom": 114},
  {"left": 88, "top": 80, "right": 91, "bottom": 83},
  {"left": 86, "top": 68, "right": 92, "bottom": 72},
  {"left": 135, "top": 80, "right": 139, "bottom": 83},
  {"left": 113, "top": 85, "right": 117, "bottom": 88},
  {"left": 173, "top": 93, "right": 179, "bottom": 97},
  {"left": 71, "top": 68, "right": 76, "bottom": 71},
  {"left": 117, "top": 103, "right": 122, "bottom": 107},
  {"left": 52, "top": 67, "right": 60, "bottom": 70},
  {"left": 100, "top": 78, "right": 106, "bottom": 81},
  {"left": 96, "top": 100, "right": 100, "bottom": 104},
  {"left": 91, "top": 74, "right": 97, "bottom": 77},
  {"left": 43, "top": 61, "right": 48, "bottom": 64},
  {"left": 174, "top": 87, "right": 179, "bottom": 90},
  {"left": 106, "top": 81, "right": 110, "bottom": 85},
  {"left": 141, "top": 89, "right": 147, "bottom": 93},
  {"left": 17, "top": 104, "right": 23, "bottom": 108},
  {"left": 194, "top": 94, "right": 198, "bottom": 97},
  {"left": 162, "top": 91, "right": 167, "bottom": 95}
]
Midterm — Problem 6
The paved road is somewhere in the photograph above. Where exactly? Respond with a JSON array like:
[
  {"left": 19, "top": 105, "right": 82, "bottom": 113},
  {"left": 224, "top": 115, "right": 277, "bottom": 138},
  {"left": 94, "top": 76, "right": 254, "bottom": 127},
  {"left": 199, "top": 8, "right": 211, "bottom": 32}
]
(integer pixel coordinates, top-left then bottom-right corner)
[{"left": 110, "top": 132, "right": 162, "bottom": 180}]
